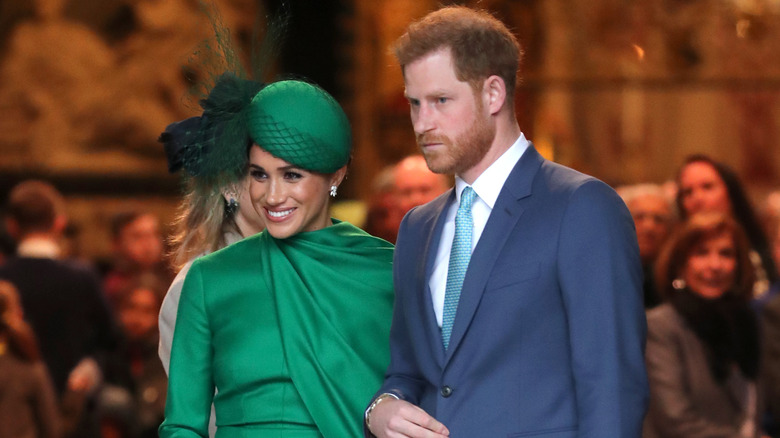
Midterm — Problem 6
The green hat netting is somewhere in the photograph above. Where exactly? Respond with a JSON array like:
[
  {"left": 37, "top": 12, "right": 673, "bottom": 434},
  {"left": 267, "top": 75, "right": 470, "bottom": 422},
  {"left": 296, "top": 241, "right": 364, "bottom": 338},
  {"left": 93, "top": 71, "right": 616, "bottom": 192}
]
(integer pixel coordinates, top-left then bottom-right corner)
[{"left": 245, "top": 80, "right": 351, "bottom": 173}]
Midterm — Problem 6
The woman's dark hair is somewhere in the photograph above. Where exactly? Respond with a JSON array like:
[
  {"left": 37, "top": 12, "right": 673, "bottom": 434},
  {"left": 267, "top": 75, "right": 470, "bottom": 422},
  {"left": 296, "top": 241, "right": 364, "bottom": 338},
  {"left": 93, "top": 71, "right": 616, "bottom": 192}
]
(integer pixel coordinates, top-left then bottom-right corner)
[
  {"left": 675, "top": 154, "right": 779, "bottom": 284},
  {"left": 655, "top": 213, "right": 754, "bottom": 302},
  {"left": 0, "top": 281, "right": 41, "bottom": 362}
]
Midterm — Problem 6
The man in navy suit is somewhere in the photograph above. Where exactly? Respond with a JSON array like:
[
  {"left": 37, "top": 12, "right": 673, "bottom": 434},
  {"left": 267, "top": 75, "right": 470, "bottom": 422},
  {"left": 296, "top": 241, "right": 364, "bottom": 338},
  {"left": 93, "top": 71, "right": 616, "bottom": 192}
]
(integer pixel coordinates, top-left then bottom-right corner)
[{"left": 365, "top": 6, "right": 648, "bottom": 437}]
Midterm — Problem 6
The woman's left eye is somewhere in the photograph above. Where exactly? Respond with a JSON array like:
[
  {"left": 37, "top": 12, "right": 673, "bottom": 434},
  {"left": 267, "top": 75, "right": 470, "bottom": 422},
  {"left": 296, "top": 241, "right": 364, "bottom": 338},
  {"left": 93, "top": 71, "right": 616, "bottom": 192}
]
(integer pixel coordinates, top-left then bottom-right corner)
[
  {"left": 249, "top": 169, "right": 267, "bottom": 180},
  {"left": 285, "top": 171, "right": 303, "bottom": 180}
]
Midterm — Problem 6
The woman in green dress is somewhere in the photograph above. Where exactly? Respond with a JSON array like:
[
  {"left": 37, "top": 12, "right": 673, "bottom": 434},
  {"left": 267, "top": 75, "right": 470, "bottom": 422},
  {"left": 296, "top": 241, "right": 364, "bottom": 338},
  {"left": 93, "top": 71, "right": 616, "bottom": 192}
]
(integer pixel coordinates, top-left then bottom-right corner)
[{"left": 158, "top": 79, "right": 394, "bottom": 438}]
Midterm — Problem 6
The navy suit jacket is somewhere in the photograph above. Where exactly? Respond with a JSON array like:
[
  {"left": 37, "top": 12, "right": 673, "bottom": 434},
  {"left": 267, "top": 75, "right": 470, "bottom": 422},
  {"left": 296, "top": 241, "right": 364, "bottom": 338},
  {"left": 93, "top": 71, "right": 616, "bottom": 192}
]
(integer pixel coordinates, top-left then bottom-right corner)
[{"left": 375, "top": 146, "right": 648, "bottom": 437}]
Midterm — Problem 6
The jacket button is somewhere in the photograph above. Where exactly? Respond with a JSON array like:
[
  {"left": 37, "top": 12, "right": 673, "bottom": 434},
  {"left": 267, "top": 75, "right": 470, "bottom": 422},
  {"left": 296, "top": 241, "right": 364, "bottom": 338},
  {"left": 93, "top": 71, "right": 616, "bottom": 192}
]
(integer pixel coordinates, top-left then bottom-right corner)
[{"left": 440, "top": 385, "right": 453, "bottom": 397}]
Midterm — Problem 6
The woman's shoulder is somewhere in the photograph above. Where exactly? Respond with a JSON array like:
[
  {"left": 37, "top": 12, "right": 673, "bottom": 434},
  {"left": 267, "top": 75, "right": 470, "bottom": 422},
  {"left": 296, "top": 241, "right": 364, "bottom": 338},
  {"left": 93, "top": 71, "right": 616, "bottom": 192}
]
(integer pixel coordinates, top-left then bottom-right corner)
[
  {"left": 191, "top": 233, "right": 265, "bottom": 273},
  {"left": 647, "top": 303, "right": 685, "bottom": 333},
  {"left": 339, "top": 221, "right": 395, "bottom": 248},
  {"left": 303, "top": 220, "right": 394, "bottom": 250}
]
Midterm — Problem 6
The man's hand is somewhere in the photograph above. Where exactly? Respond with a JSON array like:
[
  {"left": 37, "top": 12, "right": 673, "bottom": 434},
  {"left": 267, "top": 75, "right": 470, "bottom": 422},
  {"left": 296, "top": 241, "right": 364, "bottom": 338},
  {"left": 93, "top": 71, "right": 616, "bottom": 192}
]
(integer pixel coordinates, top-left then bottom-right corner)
[
  {"left": 67, "top": 357, "right": 101, "bottom": 393},
  {"left": 369, "top": 398, "right": 449, "bottom": 438}
]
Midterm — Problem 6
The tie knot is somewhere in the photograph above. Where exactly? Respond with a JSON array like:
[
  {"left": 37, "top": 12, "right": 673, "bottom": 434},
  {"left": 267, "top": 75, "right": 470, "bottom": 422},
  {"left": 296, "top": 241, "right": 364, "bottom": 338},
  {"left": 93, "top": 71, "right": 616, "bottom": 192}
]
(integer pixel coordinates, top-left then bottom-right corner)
[{"left": 459, "top": 186, "right": 476, "bottom": 210}]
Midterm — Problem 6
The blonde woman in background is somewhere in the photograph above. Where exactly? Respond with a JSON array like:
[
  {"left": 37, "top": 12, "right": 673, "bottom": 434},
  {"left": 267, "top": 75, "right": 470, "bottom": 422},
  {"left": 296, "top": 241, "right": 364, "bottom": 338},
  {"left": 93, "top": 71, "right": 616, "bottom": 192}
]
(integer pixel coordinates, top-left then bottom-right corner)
[{"left": 157, "top": 90, "right": 266, "bottom": 373}]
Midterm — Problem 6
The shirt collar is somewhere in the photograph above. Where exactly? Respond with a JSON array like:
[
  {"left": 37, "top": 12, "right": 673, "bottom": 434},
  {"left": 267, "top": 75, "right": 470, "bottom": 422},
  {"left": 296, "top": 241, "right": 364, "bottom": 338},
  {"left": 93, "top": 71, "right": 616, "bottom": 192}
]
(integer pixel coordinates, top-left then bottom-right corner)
[
  {"left": 17, "top": 237, "right": 61, "bottom": 259},
  {"left": 454, "top": 132, "right": 530, "bottom": 208}
]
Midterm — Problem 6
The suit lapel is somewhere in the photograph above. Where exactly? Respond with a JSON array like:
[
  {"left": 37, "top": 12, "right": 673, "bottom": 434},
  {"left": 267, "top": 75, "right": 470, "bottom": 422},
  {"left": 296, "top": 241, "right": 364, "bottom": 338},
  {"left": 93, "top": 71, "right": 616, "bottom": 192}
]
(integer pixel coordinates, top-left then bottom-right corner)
[
  {"left": 416, "top": 189, "right": 456, "bottom": 365},
  {"left": 445, "top": 145, "right": 544, "bottom": 362}
]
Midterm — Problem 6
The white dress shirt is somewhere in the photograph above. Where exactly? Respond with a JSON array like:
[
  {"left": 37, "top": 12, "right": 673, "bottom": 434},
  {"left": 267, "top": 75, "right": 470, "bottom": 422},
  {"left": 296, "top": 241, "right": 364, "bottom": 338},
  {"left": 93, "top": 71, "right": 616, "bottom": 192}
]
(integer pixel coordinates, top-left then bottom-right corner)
[
  {"left": 17, "top": 237, "right": 61, "bottom": 259},
  {"left": 429, "top": 133, "right": 530, "bottom": 327}
]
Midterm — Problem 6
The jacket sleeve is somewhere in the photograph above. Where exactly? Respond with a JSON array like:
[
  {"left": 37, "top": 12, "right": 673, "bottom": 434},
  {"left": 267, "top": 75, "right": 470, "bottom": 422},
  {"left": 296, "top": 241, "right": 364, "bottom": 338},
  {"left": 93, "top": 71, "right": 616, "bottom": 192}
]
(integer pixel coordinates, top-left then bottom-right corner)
[
  {"left": 557, "top": 180, "right": 649, "bottom": 437},
  {"left": 158, "top": 262, "right": 214, "bottom": 438},
  {"left": 365, "top": 211, "right": 430, "bottom": 438}
]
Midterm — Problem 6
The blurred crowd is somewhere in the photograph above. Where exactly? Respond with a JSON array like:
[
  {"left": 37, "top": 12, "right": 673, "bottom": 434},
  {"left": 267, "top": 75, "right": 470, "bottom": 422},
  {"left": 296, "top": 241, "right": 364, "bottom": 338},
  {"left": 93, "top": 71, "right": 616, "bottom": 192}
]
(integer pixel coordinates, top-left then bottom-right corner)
[
  {"left": 1, "top": 151, "right": 780, "bottom": 437},
  {"left": 0, "top": 182, "right": 171, "bottom": 438},
  {"left": 617, "top": 155, "right": 780, "bottom": 437}
]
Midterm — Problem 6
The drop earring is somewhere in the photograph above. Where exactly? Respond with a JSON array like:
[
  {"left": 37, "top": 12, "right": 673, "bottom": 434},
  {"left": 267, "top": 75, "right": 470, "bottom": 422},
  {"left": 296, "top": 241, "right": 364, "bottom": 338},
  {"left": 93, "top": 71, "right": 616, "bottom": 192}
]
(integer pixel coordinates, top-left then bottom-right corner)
[
  {"left": 329, "top": 185, "right": 338, "bottom": 197},
  {"left": 672, "top": 278, "right": 686, "bottom": 290},
  {"left": 226, "top": 197, "right": 239, "bottom": 215}
]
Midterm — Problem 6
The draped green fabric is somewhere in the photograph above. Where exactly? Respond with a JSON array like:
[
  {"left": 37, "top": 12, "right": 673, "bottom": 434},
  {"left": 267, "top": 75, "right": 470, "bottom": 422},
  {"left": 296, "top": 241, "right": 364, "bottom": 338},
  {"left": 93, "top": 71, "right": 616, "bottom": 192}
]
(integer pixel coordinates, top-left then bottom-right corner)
[
  {"left": 159, "top": 220, "right": 393, "bottom": 438},
  {"left": 261, "top": 220, "right": 394, "bottom": 437}
]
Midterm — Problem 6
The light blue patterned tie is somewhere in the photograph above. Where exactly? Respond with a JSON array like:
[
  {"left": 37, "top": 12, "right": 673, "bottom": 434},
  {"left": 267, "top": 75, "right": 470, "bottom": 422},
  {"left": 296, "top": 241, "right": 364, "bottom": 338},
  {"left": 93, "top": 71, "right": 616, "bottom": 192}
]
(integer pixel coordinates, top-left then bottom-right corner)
[{"left": 442, "top": 186, "right": 477, "bottom": 349}]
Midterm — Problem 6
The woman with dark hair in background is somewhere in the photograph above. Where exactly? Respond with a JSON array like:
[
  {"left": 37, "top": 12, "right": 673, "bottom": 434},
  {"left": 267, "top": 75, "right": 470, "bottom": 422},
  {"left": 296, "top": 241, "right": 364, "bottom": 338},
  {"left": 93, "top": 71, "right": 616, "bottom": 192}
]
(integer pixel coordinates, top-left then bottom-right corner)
[
  {"left": 0, "top": 280, "right": 60, "bottom": 438},
  {"left": 644, "top": 213, "right": 763, "bottom": 437},
  {"left": 676, "top": 154, "right": 779, "bottom": 304}
]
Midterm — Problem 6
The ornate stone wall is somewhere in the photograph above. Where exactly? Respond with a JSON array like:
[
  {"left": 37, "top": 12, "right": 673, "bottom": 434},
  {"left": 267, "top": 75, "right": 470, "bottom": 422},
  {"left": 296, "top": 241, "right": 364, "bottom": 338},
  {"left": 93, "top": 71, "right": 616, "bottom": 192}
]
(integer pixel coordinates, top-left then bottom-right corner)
[
  {"left": 347, "top": 0, "right": 780, "bottom": 197},
  {"left": 2, "top": 0, "right": 779, "bottom": 259}
]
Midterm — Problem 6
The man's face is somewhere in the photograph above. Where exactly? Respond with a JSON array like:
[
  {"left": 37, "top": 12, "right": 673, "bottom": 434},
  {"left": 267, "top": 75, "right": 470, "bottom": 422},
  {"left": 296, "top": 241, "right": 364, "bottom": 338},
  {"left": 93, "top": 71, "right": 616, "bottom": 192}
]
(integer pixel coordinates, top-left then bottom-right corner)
[
  {"left": 394, "top": 156, "right": 450, "bottom": 214},
  {"left": 404, "top": 48, "right": 494, "bottom": 178},
  {"left": 628, "top": 195, "right": 673, "bottom": 264},
  {"left": 116, "top": 214, "right": 163, "bottom": 269}
]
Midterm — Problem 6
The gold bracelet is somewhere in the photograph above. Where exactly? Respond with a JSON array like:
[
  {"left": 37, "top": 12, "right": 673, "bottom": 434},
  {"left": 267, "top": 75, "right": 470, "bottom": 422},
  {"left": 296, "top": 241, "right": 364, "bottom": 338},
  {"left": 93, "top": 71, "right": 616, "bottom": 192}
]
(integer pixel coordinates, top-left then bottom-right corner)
[{"left": 365, "top": 393, "right": 399, "bottom": 429}]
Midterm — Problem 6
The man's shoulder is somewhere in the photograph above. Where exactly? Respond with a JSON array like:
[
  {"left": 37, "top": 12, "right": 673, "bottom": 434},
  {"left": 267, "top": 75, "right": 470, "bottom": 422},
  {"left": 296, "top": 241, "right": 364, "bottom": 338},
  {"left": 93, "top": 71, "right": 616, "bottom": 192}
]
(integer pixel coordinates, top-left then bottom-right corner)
[
  {"left": 515, "top": 160, "right": 620, "bottom": 218},
  {"left": 404, "top": 188, "right": 452, "bottom": 224},
  {"left": 535, "top": 159, "right": 602, "bottom": 192},
  {"left": 397, "top": 192, "right": 448, "bottom": 241},
  {"left": 0, "top": 256, "right": 97, "bottom": 279},
  {"left": 0, "top": 257, "right": 102, "bottom": 300}
]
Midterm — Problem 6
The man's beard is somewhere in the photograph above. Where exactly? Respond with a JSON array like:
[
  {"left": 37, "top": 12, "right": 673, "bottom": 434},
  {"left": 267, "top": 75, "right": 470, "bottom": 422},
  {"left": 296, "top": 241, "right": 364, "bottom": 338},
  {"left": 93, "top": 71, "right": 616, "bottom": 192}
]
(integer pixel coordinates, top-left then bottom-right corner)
[{"left": 416, "top": 111, "right": 495, "bottom": 176}]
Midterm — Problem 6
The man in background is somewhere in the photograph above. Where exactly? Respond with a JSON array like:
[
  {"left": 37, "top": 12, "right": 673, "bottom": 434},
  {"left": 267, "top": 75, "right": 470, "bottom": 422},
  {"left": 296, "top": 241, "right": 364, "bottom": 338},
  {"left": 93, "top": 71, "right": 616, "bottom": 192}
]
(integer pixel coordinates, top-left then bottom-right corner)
[
  {"left": 0, "top": 179, "right": 119, "bottom": 437},
  {"left": 393, "top": 155, "right": 451, "bottom": 221},
  {"left": 364, "top": 155, "right": 450, "bottom": 243},
  {"left": 619, "top": 183, "right": 676, "bottom": 308}
]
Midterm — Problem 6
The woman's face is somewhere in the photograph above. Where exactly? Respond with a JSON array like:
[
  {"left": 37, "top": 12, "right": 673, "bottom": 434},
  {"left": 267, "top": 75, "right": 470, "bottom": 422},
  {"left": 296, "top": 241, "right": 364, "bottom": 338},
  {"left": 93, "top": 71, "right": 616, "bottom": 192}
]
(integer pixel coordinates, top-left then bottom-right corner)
[
  {"left": 248, "top": 146, "right": 341, "bottom": 239},
  {"left": 682, "top": 232, "right": 738, "bottom": 299},
  {"left": 118, "top": 287, "right": 159, "bottom": 341},
  {"left": 679, "top": 162, "right": 731, "bottom": 217}
]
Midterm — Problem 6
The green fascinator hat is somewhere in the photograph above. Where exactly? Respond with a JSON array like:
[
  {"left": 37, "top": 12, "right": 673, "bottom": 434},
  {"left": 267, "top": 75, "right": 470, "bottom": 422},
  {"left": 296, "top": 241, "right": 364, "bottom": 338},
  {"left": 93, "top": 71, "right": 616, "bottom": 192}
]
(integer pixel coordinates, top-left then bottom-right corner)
[{"left": 246, "top": 80, "right": 351, "bottom": 173}]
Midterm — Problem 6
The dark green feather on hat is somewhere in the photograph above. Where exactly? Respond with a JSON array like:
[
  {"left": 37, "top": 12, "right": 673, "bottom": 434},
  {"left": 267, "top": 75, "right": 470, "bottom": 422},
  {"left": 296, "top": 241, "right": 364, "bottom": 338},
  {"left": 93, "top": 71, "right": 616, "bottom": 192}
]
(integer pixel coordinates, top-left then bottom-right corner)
[{"left": 160, "top": 3, "right": 351, "bottom": 194}]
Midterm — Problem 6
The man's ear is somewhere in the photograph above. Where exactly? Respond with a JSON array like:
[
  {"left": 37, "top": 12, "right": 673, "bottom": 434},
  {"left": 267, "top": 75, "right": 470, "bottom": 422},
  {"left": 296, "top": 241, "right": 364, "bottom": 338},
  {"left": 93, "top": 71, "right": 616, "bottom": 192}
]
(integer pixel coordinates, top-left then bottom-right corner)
[{"left": 482, "top": 75, "right": 507, "bottom": 115}]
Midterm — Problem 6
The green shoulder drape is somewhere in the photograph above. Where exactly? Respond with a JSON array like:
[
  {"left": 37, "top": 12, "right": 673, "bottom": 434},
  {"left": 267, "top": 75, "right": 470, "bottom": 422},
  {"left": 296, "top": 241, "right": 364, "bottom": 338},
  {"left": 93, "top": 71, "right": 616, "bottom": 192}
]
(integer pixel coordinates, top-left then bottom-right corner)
[
  {"left": 259, "top": 220, "right": 394, "bottom": 437},
  {"left": 160, "top": 220, "right": 393, "bottom": 438}
]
